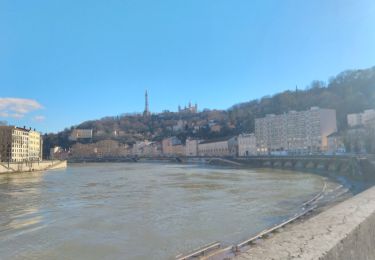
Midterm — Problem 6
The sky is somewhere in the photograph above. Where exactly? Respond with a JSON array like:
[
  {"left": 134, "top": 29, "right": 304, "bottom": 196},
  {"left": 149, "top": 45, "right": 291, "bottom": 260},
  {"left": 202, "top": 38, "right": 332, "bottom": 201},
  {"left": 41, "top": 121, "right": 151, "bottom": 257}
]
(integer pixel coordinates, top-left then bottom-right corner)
[{"left": 0, "top": 0, "right": 374, "bottom": 133}]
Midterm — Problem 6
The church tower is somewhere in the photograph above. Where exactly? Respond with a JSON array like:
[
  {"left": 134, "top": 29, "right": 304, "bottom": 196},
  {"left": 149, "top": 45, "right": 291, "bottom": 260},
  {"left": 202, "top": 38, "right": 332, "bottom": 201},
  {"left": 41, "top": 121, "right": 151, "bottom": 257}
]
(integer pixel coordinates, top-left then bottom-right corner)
[{"left": 143, "top": 90, "right": 151, "bottom": 117}]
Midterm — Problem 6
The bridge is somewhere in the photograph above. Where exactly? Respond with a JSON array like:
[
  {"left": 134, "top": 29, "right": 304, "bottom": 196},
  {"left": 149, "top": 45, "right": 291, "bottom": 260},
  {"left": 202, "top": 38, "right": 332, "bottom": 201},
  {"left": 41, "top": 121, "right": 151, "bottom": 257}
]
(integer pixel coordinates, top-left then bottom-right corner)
[
  {"left": 231, "top": 155, "right": 375, "bottom": 181},
  {"left": 67, "top": 154, "right": 375, "bottom": 181},
  {"left": 167, "top": 155, "right": 375, "bottom": 181}
]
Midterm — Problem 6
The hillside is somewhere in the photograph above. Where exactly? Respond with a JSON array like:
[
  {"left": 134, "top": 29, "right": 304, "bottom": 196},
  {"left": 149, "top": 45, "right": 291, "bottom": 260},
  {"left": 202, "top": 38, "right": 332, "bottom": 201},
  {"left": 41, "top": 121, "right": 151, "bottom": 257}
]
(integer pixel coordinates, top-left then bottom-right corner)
[
  {"left": 229, "top": 67, "right": 375, "bottom": 132},
  {"left": 43, "top": 66, "right": 375, "bottom": 156}
]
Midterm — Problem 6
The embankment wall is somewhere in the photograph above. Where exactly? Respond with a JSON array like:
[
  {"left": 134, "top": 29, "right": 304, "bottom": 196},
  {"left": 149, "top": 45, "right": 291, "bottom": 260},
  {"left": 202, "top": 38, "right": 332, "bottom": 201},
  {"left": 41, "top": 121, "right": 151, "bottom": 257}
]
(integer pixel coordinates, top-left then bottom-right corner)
[
  {"left": 0, "top": 160, "right": 67, "bottom": 174},
  {"left": 235, "top": 186, "right": 375, "bottom": 260}
]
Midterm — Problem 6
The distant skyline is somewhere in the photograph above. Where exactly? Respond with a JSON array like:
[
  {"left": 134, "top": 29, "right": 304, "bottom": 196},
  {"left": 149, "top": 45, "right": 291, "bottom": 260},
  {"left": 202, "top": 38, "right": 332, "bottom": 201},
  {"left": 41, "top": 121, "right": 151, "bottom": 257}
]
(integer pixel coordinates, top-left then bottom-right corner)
[{"left": 1, "top": 0, "right": 375, "bottom": 133}]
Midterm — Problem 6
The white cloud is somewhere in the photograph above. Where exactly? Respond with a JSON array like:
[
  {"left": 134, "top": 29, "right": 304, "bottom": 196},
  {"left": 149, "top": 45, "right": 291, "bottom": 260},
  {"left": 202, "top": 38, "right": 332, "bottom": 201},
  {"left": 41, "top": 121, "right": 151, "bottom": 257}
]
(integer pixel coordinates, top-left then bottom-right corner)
[
  {"left": 0, "top": 98, "right": 43, "bottom": 118},
  {"left": 33, "top": 115, "right": 46, "bottom": 122}
]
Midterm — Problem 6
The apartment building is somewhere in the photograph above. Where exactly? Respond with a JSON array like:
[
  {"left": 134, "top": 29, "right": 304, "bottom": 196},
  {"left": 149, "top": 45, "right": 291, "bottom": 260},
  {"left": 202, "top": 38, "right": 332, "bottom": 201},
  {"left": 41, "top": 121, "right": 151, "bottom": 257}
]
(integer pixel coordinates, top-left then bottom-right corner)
[
  {"left": 255, "top": 107, "right": 337, "bottom": 154},
  {"left": 0, "top": 126, "right": 43, "bottom": 162},
  {"left": 347, "top": 109, "right": 375, "bottom": 127}
]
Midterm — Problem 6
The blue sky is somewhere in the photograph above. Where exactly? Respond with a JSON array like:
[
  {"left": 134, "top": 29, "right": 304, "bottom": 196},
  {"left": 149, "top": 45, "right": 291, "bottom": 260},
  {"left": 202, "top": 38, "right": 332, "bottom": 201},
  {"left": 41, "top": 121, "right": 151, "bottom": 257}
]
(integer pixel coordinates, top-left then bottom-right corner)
[{"left": 1, "top": 0, "right": 374, "bottom": 133}]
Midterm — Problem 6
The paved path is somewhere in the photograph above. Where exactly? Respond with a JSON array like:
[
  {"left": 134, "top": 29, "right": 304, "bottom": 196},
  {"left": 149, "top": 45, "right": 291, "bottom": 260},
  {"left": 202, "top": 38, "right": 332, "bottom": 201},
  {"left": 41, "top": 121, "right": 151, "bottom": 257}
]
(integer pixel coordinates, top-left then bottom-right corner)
[{"left": 234, "top": 186, "right": 375, "bottom": 260}]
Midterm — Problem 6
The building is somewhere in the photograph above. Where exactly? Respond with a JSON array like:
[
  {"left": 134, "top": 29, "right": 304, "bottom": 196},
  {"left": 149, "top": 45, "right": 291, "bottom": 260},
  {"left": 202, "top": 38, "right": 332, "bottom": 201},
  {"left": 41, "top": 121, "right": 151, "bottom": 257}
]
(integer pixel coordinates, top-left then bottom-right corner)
[
  {"left": 238, "top": 133, "right": 257, "bottom": 156},
  {"left": 347, "top": 113, "right": 362, "bottom": 128},
  {"left": 198, "top": 137, "right": 236, "bottom": 157},
  {"left": 228, "top": 136, "right": 238, "bottom": 156},
  {"left": 50, "top": 146, "right": 69, "bottom": 160},
  {"left": 69, "top": 129, "right": 93, "bottom": 141},
  {"left": 347, "top": 109, "right": 375, "bottom": 127},
  {"left": 255, "top": 107, "right": 337, "bottom": 154},
  {"left": 162, "top": 137, "right": 183, "bottom": 156},
  {"left": 345, "top": 127, "right": 368, "bottom": 154},
  {"left": 186, "top": 138, "right": 200, "bottom": 157},
  {"left": 327, "top": 132, "right": 346, "bottom": 154},
  {"left": 28, "top": 130, "right": 43, "bottom": 161},
  {"left": 0, "top": 126, "right": 43, "bottom": 162},
  {"left": 132, "top": 141, "right": 161, "bottom": 157},
  {"left": 171, "top": 144, "right": 185, "bottom": 156},
  {"left": 178, "top": 102, "right": 198, "bottom": 113}
]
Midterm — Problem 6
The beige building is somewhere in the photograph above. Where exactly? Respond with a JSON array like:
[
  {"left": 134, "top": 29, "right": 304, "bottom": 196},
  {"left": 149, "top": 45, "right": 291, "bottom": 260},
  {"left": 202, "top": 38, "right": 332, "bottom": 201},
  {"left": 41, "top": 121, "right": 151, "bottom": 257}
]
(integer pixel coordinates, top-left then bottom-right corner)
[
  {"left": 0, "top": 126, "right": 43, "bottom": 162},
  {"left": 69, "top": 129, "right": 93, "bottom": 141},
  {"left": 255, "top": 107, "right": 337, "bottom": 154},
  {"left": 28, "top": 130, "right": 42, "bottom": 161},
  {"left": 172, "top": 144, "right": 185, "bottom": 156},
  {"left": 162, "top": 137, "right": 183, "bottom": 156},
  {"left": 186, "top": 138, "right": 200, "bottom": 157},
  {"left": 178, "top": 102, "right": 198, "bottom": 113},
  {"left": 238, "top": 133, "right": 257, "bottom": 156},
  {"left": 198, "top": 137, "right": 237, "bottom": 157},
  {"left": 70, "top": 140, "right": 130, "bottom": 158}
]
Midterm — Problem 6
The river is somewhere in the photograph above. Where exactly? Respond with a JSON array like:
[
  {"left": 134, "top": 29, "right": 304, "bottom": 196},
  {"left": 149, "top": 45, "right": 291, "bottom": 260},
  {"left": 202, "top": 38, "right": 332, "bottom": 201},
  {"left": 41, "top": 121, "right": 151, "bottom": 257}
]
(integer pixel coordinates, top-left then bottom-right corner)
[{"left": 0, "top": 162, "right": 343, "bottom": 259}]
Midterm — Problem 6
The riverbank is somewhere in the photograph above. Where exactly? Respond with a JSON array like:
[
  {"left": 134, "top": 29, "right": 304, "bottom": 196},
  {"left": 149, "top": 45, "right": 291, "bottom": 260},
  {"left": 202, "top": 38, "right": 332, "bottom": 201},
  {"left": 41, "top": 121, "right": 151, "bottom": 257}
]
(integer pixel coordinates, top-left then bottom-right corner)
[
  {"left": 0, "top": 160, "right": 67, "bottom": 174},
  {"left": 176, "top": 176, "right": 353, "bottom": 260},
  {"left": 169, "top": 156, "right": 375, "bottom": 260},
  {"left": 233, "top": 185, "right": 375, "bottom": 260}
]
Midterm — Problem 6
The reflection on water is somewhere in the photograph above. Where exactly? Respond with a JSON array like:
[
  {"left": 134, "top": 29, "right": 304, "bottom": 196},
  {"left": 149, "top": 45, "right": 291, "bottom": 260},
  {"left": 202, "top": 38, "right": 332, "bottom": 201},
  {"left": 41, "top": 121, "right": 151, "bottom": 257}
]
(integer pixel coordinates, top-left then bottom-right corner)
[{"left": 0, "top": 163, "right": 335, "bottom": 260}]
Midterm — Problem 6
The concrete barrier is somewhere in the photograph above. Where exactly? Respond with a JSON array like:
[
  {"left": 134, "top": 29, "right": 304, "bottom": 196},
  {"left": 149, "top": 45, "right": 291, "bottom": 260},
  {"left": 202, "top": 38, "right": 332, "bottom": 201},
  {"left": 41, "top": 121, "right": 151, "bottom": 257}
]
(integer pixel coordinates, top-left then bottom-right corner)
[
  {"left": 234, "top": 186, "right": 375, "bottom": 260},
  {"left": 0, "top": 160, "right": 67, "bottom": 174}
]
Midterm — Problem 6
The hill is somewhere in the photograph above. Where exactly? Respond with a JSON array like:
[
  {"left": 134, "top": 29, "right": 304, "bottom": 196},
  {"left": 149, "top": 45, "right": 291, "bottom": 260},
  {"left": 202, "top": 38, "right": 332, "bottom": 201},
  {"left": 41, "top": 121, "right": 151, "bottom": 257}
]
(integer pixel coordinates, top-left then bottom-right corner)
[{"left": 42, "top": 66, "right": 375, "bottom": 156}]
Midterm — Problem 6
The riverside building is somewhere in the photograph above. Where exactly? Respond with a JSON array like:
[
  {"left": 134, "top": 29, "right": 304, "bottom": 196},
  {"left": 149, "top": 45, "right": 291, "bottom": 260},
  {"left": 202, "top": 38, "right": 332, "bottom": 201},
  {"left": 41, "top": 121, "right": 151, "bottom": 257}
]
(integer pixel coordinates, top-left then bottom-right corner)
[
  {"left": 198, "top": 137, "right": 237, "bottom": 157},
  {"left": 185, "top": 138, "right": 200, "bottom": 157},
  {"left": 0, "top": 126, "right": 43, "bottom": 162},
  {"left": 162, "top": 137, "right": 185, "bottom": 156},
  {"left": 238, "top": 133, "right": 257, "bottom": 156},
  {"left": 347, "top": 109, "right": 375, "bottom": 127},
  {"left": 255, "top": 107, "right": 337, "bottom": 154}
]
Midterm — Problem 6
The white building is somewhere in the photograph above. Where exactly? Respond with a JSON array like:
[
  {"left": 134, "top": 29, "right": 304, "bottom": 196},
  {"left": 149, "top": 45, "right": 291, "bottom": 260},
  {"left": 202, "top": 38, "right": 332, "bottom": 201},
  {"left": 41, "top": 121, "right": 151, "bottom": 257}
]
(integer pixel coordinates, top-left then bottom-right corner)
[
  {"left": 347, "top": 113, "right": 362, "bottom": 128},
  {"left": 255, "top": 107, "right": 337, "bottom": 154},
  {"left": 0, "top": 126, "right": 43, "bottom": 162},
  {"left": 238, "top": 133, "right": 257, "bottom": 156},
  {"left": 347, "top": 109, "right": 375, "bottom": 127}
]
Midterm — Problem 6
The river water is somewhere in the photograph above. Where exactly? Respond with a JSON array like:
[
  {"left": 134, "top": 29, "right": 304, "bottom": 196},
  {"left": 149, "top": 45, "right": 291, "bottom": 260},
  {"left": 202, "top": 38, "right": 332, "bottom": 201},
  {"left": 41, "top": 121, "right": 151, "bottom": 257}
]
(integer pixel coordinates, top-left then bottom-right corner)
[{"left": 0, "top": 163, "right": 339, "bottom": 259}]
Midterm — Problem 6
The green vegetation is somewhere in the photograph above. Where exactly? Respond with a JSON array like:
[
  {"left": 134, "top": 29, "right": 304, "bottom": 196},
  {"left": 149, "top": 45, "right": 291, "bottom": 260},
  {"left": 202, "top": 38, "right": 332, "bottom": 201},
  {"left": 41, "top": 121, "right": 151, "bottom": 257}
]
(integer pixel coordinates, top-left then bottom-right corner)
[{"left": 43, "top": 66, "right": 375, "bottom": 156}]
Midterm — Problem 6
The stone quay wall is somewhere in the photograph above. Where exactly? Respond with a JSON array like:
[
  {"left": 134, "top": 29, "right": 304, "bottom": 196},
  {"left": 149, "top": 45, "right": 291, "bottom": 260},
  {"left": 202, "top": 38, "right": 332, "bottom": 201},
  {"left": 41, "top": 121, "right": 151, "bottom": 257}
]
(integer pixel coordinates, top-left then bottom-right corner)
[
  {"left": 0, "top": 160, "right": 67, "bottom": 174},
  {"left": 235, "top": 186, "right": 375, "bottom": 260}
]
